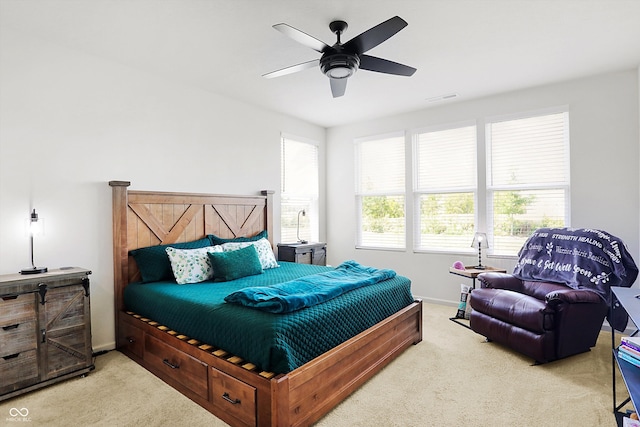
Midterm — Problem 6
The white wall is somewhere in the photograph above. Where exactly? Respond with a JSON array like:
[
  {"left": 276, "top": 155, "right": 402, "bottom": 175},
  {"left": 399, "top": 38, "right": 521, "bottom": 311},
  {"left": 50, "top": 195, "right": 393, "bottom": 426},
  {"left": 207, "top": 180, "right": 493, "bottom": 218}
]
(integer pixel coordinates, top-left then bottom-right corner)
[
  {"left": 0, "top": 27, "right": 325, "bottom": 351},
  {"left": 326, "top": 70, "right": 640, "bottom": 306}
]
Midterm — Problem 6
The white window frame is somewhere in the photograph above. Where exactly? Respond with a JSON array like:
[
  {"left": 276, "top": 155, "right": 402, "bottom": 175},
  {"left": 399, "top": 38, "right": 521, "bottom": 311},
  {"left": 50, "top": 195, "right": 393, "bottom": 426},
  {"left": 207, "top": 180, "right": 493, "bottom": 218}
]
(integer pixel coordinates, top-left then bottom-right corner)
[
  {"left": 280, "top": 134, "right": 319, "bottom": 244},
  {"left": 412, "top": 121, "right": 478, "bottom": 253},
  {"left": 485, "top": 107, "right": 571, "bottom": 256},
  {"left": 354, "top": 131, "right": 406, "bottom": 250}
]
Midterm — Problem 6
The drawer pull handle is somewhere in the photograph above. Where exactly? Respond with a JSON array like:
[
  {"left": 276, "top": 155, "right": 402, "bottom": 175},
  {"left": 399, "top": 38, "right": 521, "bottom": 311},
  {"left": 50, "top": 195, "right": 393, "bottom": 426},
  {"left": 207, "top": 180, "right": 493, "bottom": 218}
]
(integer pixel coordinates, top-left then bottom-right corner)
[
  {"left": 162, "top": 359, "right": 179, "bottom": 369},
  {"left": 126, "top": 336, "right": 136, "bottom": 343},
  {"left": 2, "top": 353, "right": 20, "bottom": 360},
  {"left": 222, "top": 393, "right": 241, "bottom": 405},
  {"left": 1, "top": 295, "right": 19, "bottom": 301},
  {"left": 2, "top": 324, "right": 20, "bottom": 331}
]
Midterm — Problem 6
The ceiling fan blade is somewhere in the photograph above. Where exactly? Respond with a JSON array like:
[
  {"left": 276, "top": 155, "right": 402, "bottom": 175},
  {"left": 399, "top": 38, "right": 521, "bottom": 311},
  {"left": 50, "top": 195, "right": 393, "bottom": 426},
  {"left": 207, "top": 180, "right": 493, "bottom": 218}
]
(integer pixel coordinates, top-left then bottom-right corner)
[
  {"left": 343, "top": 16, "right": 408, "bottom": 54},
  {"left": 359, "top": 55, "right": 416, "bottom": 76},
  {"left": 330, "top": 78, "right": 347, "bottom": 98},
  {"left": 273, "top": 23, "right": 331, "bottom": 53},
  {"left": 262, "top": 59, "right": 319, "bottom": 79}
]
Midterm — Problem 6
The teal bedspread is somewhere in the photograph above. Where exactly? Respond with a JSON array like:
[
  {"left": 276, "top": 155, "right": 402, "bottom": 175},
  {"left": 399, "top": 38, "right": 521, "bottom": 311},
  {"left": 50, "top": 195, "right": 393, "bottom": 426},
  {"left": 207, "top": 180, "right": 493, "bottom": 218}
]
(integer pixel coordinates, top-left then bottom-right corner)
[
  {"left": 224, "top": 260, "right": 396, "bottom": 313},
  {"left": 123, "top": 262, "right": 414, "bottom": 374}
]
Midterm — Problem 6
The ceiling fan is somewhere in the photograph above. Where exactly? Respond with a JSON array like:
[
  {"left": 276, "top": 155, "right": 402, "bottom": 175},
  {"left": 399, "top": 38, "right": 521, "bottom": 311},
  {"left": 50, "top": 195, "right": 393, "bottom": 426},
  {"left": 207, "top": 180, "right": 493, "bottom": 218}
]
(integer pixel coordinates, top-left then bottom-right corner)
[{"left": 263, "top": 16, "right": 417, "bottom": 98}]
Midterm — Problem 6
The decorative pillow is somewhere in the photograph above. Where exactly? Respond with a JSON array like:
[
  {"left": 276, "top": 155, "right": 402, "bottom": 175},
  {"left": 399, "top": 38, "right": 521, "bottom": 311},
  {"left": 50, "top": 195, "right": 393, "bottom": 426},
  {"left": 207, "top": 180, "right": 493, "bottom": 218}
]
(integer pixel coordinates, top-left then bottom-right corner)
[
  {"left": 166, "top": 245, "right": 223, "bottom": 284},
  {"left": 129, "top": 237, "right": 212, "bottom": 283},
  {"left": 207, "top": 244, "right": 263, "bottom": 282},
  {"left": 208, "top": 230, "right": 268, "bottom": 246},
  {"left": 221, "top": 238, "right": 279, "bottom": 269}
]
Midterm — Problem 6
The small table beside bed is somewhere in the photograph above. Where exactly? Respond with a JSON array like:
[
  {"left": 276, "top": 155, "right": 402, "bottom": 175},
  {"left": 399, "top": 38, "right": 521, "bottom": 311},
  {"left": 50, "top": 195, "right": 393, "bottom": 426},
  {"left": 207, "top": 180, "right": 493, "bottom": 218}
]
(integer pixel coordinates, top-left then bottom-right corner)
[{"left": 108, "top": 181, "right": 423, "bottom": 427}]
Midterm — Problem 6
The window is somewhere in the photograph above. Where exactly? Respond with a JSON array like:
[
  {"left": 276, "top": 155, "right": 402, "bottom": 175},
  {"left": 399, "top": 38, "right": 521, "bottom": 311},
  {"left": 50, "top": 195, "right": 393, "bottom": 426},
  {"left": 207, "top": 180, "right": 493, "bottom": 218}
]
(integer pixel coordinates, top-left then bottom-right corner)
[
  {"left": 355, "top": 133, "right": 405, "bottom": 249},
  {"left": 281, "top": 136, "right": 319, "bottom": 243},
  {"left": 413, "top": 124, "right": 477, "bottom": 251},
  {"left": 486, "top": 110, "right": 570, "bottom": 255}
]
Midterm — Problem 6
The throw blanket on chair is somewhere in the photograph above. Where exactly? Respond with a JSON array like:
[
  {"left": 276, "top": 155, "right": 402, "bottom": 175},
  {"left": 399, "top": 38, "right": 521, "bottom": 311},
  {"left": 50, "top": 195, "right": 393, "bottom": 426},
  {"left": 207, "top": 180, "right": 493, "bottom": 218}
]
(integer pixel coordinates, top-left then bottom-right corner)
[
  {"left": 225, "top": 260, "right": 396, "bottom": 313},
  {"left": 512, "top": 227, "right": 638, "bottom": 331}
]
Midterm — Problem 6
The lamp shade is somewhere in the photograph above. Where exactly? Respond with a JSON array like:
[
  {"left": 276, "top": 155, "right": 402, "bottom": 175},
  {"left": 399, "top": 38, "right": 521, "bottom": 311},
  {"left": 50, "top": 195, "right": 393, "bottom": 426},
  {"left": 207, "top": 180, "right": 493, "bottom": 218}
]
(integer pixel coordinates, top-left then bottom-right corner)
[{"left": 471, "top": 232, "right": 489, "bottom": 248}]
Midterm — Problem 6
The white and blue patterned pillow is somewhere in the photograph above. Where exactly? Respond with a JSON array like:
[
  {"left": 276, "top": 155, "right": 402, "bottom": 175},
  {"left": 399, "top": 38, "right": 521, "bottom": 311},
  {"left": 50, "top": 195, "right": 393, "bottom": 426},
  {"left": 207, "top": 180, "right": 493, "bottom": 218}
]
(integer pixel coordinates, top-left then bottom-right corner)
[
  {"left": 221, "top": 238, "right": 279, "bottom": 269},
  {"left": 165, "top": 245, "right": 223, "bottom": 284}
]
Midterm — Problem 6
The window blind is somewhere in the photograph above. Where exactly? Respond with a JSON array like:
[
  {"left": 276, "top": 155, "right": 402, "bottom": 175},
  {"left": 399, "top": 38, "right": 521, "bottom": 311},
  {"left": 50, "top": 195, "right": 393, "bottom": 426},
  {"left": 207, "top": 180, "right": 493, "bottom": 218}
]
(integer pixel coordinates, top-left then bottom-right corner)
[
  {"left": 355, "top": 136, "right": 405, "bottom": 194},
  {"left": 281, "top": 138, "right": 319, "bottom": 197},
  {"left": 487, "top": 111, "right": 570, "bottom": 255},
  {"left": 414, "top": 125, "right": 477, "bottom": 251},
  {"left": 355, "top": 134, "right": 405, "bottom": 249},
  {"left": 281, "top": 137, "right": 319, "bottom": 243}
]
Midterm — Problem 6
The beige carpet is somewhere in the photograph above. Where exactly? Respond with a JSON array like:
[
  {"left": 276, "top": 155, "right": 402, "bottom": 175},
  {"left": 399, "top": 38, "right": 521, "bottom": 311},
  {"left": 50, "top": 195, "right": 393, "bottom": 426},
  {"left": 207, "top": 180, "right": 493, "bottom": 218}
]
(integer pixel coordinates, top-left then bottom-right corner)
[{"left": 0, "top": 303, "right": 628, "bottom": 426}]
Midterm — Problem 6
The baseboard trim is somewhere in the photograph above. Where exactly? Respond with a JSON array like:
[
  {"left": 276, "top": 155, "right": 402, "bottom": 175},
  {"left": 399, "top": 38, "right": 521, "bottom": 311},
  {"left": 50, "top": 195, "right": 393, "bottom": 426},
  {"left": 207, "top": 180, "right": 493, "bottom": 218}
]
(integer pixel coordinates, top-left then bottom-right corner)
[
  {"left": 92, "top": 341, "right": 116, "bottom": 353},
  {"left": 416, "top": 295, "right": 457, "bottom": 307}
]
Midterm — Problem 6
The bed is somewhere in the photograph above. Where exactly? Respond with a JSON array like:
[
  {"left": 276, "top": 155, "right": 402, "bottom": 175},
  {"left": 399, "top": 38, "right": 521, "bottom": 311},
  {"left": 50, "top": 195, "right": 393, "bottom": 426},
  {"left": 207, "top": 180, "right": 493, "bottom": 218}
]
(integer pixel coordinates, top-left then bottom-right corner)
[{"left": 109, "top": 181, "right": 423, "bottom": 427}]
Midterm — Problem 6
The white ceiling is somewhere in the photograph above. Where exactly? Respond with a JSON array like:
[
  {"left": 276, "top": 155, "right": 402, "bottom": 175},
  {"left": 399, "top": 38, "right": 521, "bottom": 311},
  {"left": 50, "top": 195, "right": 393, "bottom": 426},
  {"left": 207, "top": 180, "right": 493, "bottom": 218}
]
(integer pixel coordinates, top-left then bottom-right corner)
[{"left": 2, "top": 0, "right": 640, "bottom": 128}]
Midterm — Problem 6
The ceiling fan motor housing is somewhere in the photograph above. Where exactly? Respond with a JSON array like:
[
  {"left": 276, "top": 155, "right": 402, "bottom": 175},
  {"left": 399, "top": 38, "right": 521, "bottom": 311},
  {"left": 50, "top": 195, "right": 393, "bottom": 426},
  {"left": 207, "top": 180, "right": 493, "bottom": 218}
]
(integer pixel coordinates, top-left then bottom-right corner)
[{"left": 320, "top": 52, "right": 360, "bottom": 79}]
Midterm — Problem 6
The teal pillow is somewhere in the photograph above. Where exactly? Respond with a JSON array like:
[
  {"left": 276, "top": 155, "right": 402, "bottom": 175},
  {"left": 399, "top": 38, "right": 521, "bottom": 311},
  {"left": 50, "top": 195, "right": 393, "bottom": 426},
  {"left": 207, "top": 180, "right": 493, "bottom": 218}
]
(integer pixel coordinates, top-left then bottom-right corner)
[
  {"left": 208, "top": 230, "right": 267, "bottom": 246},
  {"left": 207, "top": 244, "right": 263, "bottom": 282},
  {"left": 129, "top": 237, "right": 212, "bottom": 283}
]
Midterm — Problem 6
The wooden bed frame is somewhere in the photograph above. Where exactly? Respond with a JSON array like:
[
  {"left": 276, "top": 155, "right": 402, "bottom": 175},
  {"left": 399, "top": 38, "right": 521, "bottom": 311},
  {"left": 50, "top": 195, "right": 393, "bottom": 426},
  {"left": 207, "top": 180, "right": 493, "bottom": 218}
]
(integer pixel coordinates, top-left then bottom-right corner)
[{"left": 109, "top": 181, "right": 423, "bottom": 427}]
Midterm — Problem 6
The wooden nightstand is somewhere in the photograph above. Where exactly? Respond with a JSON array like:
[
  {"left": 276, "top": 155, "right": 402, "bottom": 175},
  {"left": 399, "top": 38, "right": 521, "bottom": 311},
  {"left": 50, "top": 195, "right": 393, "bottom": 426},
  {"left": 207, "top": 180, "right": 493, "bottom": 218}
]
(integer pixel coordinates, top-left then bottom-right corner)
[
  {"left": 277, "top": 242, "right": 327, "bottom": 266},
  {"left": 449, "top": 266, "right": 507, "bottom": 289},
  {"left": 448, "top": 266, "right": 507, "bottom": 329},
  {"left": 0, "top": 267, "right": 93, "bottom": 401}
]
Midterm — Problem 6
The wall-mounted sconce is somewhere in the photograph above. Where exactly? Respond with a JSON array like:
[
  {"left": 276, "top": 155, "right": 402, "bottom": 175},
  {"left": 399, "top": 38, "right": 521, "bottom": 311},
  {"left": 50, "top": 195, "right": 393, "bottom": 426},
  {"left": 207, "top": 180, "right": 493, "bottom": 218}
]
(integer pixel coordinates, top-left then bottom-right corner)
[{"left": 21, "top": 208, "right": 47, "bottom": 275}]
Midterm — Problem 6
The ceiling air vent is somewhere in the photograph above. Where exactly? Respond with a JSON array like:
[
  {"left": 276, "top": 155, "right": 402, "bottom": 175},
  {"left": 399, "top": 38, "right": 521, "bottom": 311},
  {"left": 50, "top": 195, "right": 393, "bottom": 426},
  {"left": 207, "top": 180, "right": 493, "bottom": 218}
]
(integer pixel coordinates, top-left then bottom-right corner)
[{"left": 426, "top": 93, "right": 458, "bottom": 103}]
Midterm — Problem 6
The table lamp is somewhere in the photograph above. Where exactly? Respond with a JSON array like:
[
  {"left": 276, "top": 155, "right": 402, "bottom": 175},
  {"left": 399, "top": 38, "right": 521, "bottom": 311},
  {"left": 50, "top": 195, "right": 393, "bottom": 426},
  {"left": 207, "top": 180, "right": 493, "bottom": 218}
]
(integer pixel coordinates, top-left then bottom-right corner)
[
  {"left": 471, "top": 232, "right": 488, "bottom": 269},
  {"left": 297, "top": 209, "right": 308, "bottom": 244},
  {"left": 21, "top": 208, "right": 48, "bottom": 275}
]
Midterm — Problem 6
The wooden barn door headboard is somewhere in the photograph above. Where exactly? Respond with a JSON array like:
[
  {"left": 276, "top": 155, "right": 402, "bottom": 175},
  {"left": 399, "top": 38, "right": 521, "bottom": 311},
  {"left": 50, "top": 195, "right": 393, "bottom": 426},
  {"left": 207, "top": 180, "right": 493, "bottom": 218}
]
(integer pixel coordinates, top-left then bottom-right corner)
[{"left": 108, "top": 181, "right": 273, "bottom": 321}]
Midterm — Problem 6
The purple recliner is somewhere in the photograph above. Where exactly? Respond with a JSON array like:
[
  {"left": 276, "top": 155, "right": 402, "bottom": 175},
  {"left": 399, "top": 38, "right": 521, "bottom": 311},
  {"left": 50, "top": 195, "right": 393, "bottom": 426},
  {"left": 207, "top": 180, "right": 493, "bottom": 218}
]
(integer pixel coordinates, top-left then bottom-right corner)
[
  {"left": 469, "top": 272, "right": 608, "bottom": 363},
  {"left": 468, "top": 227, "right": 638, "bottom": 363}
]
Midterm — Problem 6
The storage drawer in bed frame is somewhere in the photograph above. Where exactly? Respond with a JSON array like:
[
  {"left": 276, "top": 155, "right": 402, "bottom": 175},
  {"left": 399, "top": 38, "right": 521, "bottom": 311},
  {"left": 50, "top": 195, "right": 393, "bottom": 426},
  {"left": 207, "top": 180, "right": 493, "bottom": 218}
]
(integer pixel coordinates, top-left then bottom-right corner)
[
  {"left": 117, "top": 299, "right": 422, "bottom": 427},
  {"left": 119, "top": 319, "right": 144, "bottom": 359},
  {"left": 119, "top": 312, "right": 265, "bottom": 426},
  {"left": 145, "top": 333, "right": 209, "bottom": 399},
  {"left": 210, "top": 367, "right": 257, "bottom": 427}
]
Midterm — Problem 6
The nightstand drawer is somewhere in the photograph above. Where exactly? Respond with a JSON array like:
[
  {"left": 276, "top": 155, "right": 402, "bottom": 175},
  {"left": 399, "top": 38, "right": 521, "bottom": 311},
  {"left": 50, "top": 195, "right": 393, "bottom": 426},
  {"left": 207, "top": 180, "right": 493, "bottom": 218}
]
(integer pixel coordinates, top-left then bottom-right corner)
[
  {"left": 0, "top": 320, "right": 37, "bottom": 357},
  {"left": 210, "top": 367, "right": 256, "bottom": 427},
  {"left": 145, "top": 334, "right": 208, "bottom": 399},
  {"left": 297, "top": 252, "right": 312, "bottom": 264},
  {"left": 0, "top": 349, "right": 39, "bottom": 395},
  {"left": 0, "top": 293, "right": 36, "bottom": 324}
]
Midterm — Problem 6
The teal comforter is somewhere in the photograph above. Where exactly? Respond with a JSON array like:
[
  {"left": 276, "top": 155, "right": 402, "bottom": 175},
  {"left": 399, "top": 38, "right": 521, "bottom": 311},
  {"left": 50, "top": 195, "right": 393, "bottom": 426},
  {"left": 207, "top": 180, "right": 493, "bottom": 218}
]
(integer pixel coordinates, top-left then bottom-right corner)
[
  {"left": 224, "top": 260, "right": 396, "bottom": 313},
  {"left": 123, "top": 262, "right": 414, "bottom": 374}
]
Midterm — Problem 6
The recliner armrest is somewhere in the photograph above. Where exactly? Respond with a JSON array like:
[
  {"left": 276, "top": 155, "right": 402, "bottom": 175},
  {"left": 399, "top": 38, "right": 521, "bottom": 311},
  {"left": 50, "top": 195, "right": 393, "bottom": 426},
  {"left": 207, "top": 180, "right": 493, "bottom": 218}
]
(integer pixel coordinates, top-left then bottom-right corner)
[
  {"left": 545, "top": 288, "right": 603, "bottom": 306},
  {"left": 477, "top": 272, "right": 524, "bottom": 292}
]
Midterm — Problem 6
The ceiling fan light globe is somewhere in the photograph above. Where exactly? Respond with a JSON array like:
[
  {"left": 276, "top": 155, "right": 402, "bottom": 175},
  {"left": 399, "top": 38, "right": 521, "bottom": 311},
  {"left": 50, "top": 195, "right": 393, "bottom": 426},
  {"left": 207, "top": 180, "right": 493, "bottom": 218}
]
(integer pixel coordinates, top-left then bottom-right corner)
[
  {"left": 320, "top": 53, "right": 359, "bottom": 80},
  {"left": 327, "top": 66, "right": 352, "bottom": 79}
]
